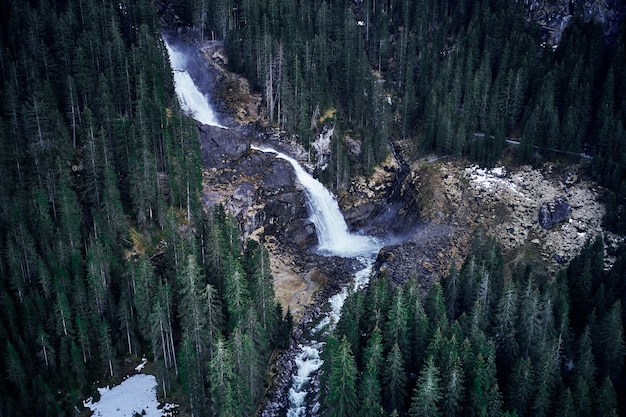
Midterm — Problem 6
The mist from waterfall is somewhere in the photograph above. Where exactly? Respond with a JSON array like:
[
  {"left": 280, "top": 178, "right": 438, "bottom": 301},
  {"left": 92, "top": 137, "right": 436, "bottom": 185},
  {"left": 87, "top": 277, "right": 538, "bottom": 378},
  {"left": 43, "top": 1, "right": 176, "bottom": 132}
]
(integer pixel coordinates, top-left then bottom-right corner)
[{"left": 163, "top": 37, "right": 225, "bottom": 128}]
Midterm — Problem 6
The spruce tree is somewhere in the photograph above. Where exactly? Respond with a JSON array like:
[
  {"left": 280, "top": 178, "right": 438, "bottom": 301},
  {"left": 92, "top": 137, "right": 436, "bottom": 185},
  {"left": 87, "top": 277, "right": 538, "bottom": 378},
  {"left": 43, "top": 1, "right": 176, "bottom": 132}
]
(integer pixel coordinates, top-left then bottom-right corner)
[
  {"left": 325, "top": 336, "right": 359, "bottom": 417},
  {"left": 383, "top": 342, "right": 408, "bottom": 414},
  {"left": 409, "top": 356, "right": 443, "bottom": 417}
]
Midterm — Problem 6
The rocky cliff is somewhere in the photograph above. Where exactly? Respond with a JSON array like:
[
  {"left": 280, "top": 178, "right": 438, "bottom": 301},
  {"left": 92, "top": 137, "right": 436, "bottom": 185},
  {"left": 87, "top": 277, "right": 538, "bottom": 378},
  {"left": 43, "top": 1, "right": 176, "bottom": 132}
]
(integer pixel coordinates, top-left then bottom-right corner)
[{"left": 523, "top": 0, "right": 625, "bottom": 45}]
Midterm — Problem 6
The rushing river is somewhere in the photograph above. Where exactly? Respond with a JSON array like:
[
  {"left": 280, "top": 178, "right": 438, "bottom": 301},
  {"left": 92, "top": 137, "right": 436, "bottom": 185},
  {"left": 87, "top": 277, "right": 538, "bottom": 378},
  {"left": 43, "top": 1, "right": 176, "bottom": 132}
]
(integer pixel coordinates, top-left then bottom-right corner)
[{"left": 163, "top": 32, "right": 383, "bottom": 416}]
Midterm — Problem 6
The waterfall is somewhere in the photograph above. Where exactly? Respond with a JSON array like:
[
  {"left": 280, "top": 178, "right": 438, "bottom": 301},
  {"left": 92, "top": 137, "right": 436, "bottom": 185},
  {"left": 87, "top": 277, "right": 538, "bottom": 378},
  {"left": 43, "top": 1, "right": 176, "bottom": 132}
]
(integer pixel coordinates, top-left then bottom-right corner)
[
  {"left": 253, "top": 145, "right": 382, "bottom": 417},
  {"left": 163, "top": 38, "right": 225, "bottom": 128},
  {"left": 251, "top": 145, "right": 380, "bottom": 258}
]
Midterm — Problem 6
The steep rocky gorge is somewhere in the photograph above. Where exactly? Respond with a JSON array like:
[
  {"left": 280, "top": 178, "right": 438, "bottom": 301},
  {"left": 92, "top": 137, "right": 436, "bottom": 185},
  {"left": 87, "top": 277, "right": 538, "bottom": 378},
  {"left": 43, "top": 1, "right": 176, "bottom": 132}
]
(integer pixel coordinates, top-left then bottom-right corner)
[{"left": 199, "top": 124, "right": 378, "bottom": 317}]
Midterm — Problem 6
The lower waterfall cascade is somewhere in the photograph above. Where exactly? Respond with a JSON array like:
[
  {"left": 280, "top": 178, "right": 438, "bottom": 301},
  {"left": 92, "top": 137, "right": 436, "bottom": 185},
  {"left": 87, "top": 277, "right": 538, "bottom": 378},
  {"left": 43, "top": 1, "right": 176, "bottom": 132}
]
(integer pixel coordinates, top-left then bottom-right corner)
[{"left": 252, "top": 145, "right": 383, "bottom": 416}]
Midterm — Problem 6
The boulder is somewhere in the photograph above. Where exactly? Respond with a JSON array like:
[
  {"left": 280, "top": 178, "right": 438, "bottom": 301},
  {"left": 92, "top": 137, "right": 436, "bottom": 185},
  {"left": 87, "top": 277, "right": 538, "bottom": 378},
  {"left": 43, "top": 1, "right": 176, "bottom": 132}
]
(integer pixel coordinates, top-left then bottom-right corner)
[
  {"left": 374, "top": 224, "right": 455, "bottom": 286},
  {"left": 538, "top": 197, "right": 571, "bottom": 229}
]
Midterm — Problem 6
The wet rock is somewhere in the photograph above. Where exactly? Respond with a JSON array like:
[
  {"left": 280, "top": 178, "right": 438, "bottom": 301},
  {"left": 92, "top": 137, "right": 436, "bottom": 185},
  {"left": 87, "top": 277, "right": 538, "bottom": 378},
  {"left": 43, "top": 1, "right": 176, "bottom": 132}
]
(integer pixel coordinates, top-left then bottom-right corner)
[
  {"left": 539, "top": 197, "right": 571, "bottom": 229},
  {"left": 311, "top": 124, "right": 333, "bottom": 171},
  {"left": 523, "top": 0, "right": 625, "bottom": 45},
  {"left": 199, "top": 124, "right": 250, "bottom": 166},
  {"left": 199, "top": 123, "right": 319, "bottom": 252}
]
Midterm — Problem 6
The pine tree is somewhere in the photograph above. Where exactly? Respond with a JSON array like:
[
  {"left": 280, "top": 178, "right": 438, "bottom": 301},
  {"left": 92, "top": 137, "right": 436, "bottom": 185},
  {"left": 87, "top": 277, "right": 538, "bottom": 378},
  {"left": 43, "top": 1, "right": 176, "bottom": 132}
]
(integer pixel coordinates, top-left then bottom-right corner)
[
  {"left": 384, "top": 287, "right": 409, "bottom": 357},
  {"left": 358, "top": 358, "right": 384, "bottom": 417},
  {"left": 383, "top": 342, "right": 408, "bottom": 414},
  {"left": 493, "top": 279, "right": 519, "bottom": 370},
  {"left": 325, "top": 336, "right": 359, "bottom": 417},
  {"left": 442, "top": 349, "right": 465, "bottom": 417},
  {"left": 177, "top": 253, "right": 212, "bottom": 397},
  {"left": 425, "top": 282, "right": 448, "bottom": 334},
  {"left": 363, "top": 326, "right": 385, "bottom": 375},
  {"left": 409, "top": 356, "right": 442, "bottom": 417},
  {"left": 179, "top": 335, "right": 204, "bottom": 414},
  {"left": 594, "top": 377, "right": 618, "bottom": 417},
  {"left": 554, "top": 388, "right": 576, "bottom": 417},
  {"left": 406, "top": 278, "right": 429, "bottom": 369},
  {"left": 594, "top": 301, "right": 625, "bottom": 380},
  {"left": 208, "top": 336, "right": 240, "bottom": 417},
  {"left": 444, "top": 261, "right": 461, "bottom": 320},
  {"left": 469, "top": 351, "right": 502, "bottom": 417}
]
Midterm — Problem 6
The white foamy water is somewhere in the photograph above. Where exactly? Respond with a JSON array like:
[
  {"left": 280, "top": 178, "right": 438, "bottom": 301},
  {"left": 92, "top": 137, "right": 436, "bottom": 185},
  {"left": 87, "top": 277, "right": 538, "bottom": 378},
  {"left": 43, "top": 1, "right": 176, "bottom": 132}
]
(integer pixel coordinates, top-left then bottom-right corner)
[
  {"left": 287, "top": 342, "right": 324, "bottom": 417},
  {"left": 251, "top": 146, "right": 381, "bottom": 257},
  {"left": 163, "top": 39, "right": 225, "bottom": 128}
]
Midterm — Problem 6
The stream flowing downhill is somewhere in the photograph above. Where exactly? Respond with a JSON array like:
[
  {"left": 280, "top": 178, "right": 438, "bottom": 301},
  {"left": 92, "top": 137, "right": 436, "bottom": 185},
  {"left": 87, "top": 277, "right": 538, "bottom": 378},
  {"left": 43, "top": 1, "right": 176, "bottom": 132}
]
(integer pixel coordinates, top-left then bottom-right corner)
[
  {"left": 252, "top": 145, "right": 382, "bottom": 416},
  {"left": 163, "top": 36, "right": 226, "bottom": 128},
  {"left": 163, "top": 33, "right": 383, "bottom": 417}
]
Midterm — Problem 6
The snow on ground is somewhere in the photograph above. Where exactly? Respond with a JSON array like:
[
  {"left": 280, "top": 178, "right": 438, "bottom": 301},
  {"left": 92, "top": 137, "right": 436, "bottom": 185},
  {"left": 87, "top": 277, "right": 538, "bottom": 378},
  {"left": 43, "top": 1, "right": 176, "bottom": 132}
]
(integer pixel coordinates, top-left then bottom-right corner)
[
  {"left": 135, "top": 357, "right": 148, "bottom": 372},
  {"left": 84, "top": 374, "right": 160, "bottom": 417},
  {"left": 83, "top": 372, "right": 178, "bottom": 417},
  {"left": 464, "top": 165, "right": 522, "bottom": 196},
  {"left": 459, "top": 162, "right": 611, "bottom": 269}
]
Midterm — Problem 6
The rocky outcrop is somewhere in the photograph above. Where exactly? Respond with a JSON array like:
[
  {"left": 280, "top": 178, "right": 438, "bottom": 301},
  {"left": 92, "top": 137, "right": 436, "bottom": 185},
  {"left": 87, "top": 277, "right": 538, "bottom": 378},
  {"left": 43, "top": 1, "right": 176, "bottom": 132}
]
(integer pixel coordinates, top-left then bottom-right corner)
[
  {"left": 311, "top": 124, "right": 333, "bottom": 171},
  {"left": 340, "top": 152, "right": 408, "bottom": 234},
  {"left": 396, "top": 160, "right": 613, "bottom": 272},
  {"left": 523, "top": 0, "right": 625, "bottom": 45},
  {"left": 199, "top": 125, "right": 315, "bottom": 248},
  {"left": 375, "top": 224, "right": 458, "bottom": 286},
  {"left": 538, "top": 197, "right": 571, "bottom": 229}
]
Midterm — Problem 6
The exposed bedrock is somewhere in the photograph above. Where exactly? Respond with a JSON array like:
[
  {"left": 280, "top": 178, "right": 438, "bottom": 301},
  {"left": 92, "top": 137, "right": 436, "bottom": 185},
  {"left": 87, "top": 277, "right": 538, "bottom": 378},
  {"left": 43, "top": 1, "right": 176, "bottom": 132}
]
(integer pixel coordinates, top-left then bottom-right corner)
[{"left": 200, "top": 124, "right": 319, "bottom": 249}]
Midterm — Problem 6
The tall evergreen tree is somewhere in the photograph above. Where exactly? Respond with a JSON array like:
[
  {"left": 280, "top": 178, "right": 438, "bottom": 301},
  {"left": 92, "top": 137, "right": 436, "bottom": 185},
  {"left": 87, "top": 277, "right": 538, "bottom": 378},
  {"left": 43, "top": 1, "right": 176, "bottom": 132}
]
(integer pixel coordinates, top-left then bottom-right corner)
[
  {"left": 324, "top": 336, "right": 359, "bottom": 417},
  {"left": 383, "top": 342, "right": 408, "bottom": 414}
]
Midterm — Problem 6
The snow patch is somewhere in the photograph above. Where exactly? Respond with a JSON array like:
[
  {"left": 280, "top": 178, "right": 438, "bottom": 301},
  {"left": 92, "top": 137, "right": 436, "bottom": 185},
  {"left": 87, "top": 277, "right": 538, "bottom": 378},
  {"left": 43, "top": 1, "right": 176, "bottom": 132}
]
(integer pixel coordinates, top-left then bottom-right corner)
[
  {"left": 134, "top": 357, "right": 148, "bottom": 372},
  {"left": 84, "top": 374, "right": 162, "bottom": 417},
  {"left": 465, "top": 165, "right": 522, "bottom": 196}
]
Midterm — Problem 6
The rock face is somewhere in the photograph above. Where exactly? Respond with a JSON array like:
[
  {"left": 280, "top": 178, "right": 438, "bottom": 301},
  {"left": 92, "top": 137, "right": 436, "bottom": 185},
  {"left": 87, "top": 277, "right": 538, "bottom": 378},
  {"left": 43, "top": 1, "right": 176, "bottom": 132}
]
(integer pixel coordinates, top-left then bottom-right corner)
[
  {"left": 375, "top": 224, "right": 458, "bottom": 286},
  {"left": 523, "top": 0, "right": 625, "bottom": 45},
  {"left": 311, "top": 125, "right": 333, "bottom": 171},
  {"left": 199, "top": 124, "right": 316, "bottom": 248},
  {"left": 538, "top": 197, "right": 571, "bottom": 229},
  {"left": 394, "top": 160, "right": 613, "bottom": 272}
]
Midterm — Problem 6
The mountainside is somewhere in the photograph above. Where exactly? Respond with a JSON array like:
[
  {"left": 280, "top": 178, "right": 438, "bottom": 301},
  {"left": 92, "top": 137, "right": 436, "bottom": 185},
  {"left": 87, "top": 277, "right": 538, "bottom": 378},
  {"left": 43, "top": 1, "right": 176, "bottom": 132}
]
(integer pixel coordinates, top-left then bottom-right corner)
[
  {"left": 177, "top": 1, "right": 626, "bottom": 415},
  {"left": 0, "top": 0, "right": 624, "bottom": 416}
]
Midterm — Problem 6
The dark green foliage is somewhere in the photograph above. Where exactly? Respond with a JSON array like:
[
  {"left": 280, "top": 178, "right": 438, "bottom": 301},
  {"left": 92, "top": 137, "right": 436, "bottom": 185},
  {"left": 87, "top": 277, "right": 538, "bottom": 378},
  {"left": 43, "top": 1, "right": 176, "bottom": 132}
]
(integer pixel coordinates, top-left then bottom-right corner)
[
  {"left": 326, "top": 236, "right": 626, "bottom": 417},
  {"left": 180, "top": 0, "right": 626, "bottom": 222},
  {"left": 321, "top": 335, "right": 359, "bottom": 417},
  {"left": 383, "top": 343, "right": 408, "bottom": 413},
  {"left": 408, "top": 356, "right": 442, "bottom": 417},
  {"left": 0, "top": 1, "right": 283, "bottom": 415}
]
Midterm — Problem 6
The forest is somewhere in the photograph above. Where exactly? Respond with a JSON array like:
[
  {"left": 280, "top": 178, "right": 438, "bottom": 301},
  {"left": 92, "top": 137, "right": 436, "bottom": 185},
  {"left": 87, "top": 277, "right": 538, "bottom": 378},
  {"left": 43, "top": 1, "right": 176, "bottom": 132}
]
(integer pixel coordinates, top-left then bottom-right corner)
[
  {"left": 321, "top": 236, "right": 625, "bottom": 416},
  {"left": 0, "top": 0, "right": 288, "bottom": 415},
  {"left": 0, "top": 0, "right": 624, "bottom": 416}
]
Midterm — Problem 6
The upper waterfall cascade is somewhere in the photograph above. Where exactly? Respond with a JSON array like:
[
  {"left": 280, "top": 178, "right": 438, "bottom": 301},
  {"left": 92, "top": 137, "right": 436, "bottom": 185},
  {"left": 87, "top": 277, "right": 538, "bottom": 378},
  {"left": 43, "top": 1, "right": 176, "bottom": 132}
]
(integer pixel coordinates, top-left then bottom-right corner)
[
  {"left": 252, "top": 145, "right": 381, "bottom": 258},
  {"left": 163, "top": 38, "right": 225, "bottom": 128}
]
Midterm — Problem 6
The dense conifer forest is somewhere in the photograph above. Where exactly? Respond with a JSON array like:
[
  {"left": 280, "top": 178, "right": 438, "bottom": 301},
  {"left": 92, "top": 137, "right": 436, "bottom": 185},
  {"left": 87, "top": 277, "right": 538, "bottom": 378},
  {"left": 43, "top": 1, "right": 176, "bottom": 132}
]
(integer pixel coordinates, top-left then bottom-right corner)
[
  {"left": 322, "top": 236, "right": 626, "bottom": 416},
  {"left": 174, "top": 0, "right": 626, "bottom": 231},
  {"left": 0, "top": 0, "right": 289, "bottom": 415},
  {"left": 0, "top": 0, "right": 624, "bottom": 416}
]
